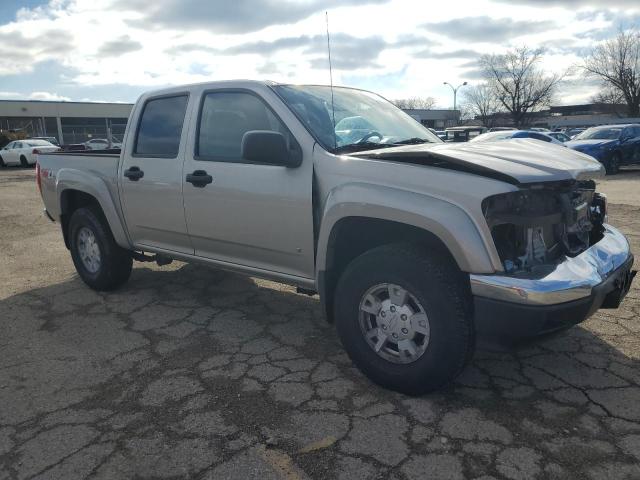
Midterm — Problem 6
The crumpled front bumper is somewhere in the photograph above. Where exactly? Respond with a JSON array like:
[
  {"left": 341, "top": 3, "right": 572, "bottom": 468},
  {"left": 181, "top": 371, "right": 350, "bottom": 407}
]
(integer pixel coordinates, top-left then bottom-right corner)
[{"left": 470, "top": 225, "right": 636, "bottom": 338}]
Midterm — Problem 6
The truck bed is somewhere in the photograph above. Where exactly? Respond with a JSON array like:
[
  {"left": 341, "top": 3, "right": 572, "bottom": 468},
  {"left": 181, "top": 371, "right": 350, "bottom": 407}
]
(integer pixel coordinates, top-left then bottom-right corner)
[{"left": 37, "top": 150, "right": 122, "bottom": 224}]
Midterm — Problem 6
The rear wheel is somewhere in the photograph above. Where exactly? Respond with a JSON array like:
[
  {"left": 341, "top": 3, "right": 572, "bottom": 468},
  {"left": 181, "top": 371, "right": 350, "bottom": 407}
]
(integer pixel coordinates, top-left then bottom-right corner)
[
  {"left": 20, "top": 155, "right": 29, "bottom": 168},
  {"left": 333, "top": 243, "right": 474, "bottom": 395},
  {"left": 69, "top": 207, "right": 132, "bottom": 291},
  {"left": 0, "top": 156, "right": 5, "bottom": 168},
  {"left": 605, "top": 153, "right": 621, "bottom": 175}
]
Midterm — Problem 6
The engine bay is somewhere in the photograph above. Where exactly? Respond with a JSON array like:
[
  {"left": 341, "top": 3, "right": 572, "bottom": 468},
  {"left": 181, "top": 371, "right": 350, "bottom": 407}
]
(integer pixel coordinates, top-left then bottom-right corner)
[{"left": 483, "top": 180, "right": 607, "bottom": 277}]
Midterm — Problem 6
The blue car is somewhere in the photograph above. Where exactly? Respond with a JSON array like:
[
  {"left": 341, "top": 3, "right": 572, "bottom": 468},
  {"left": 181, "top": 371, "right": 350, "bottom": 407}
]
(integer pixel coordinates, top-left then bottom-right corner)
[{"left": 565, "top": 124, "right": 640, "bottom": 174}]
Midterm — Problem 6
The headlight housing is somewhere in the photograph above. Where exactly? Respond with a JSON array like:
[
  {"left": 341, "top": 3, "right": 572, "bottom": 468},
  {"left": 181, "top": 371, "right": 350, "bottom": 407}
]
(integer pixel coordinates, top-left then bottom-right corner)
[{"left": 482, "top": 181, "right": 605, "bottom": 275}]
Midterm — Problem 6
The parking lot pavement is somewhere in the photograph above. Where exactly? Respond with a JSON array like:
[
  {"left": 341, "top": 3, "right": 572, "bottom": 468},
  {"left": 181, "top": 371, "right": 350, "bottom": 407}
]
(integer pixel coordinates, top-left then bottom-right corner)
[{"left": 1, "top": 167, "right": 639, "bottom": 480}]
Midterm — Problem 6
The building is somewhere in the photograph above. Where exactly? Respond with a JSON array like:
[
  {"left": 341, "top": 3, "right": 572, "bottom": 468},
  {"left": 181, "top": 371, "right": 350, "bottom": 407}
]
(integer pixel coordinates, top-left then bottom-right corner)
[
  {"left": 545, "top": 103, "right": 640, "bottom": 130},
  {"left": 0, "top": 99, "right": 133, "bottom": 145},
  {"left": 402, "top": 109, "right": 460, "bottom": 129},
  {"left": 473, "top": 103, "right": 640, "bottom": 130},
  {"left": 548, "top": 103, "right": 627, "bottom": 117}
]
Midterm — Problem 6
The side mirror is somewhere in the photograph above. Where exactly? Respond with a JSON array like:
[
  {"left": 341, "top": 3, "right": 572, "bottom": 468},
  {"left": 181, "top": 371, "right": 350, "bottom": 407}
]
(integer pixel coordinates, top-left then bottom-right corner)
[{"left": 241, "top": 131, "right": 301, "bottom": 168}]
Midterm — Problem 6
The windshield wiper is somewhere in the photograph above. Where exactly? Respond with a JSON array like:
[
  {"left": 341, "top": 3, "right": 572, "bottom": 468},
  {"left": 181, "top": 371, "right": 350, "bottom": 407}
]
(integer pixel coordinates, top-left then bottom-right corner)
[
  {"left": 391, "top": 137, "right": 431, "bottom": 145},
  {"left": 333, "top": 141, "right": 394, "bottom": 154}
]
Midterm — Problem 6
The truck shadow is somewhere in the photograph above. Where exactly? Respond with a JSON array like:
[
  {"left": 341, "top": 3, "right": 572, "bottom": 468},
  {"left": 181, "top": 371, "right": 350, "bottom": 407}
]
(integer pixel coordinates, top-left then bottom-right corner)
[{"left": 1, "top": 262, "right": 639, "bottom": 476}]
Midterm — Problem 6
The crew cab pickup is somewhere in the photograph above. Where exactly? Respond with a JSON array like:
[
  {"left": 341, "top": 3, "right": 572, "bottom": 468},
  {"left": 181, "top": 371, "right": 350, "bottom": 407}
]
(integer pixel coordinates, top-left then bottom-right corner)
[{"left": 36, "top": 81, "right": 636, "bottom": 395}]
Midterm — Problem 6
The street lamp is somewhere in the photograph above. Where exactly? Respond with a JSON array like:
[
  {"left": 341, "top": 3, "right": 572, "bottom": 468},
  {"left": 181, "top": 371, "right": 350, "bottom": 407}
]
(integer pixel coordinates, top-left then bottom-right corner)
[{"left": 443, "top": 81, "right": 467, "bottom": 111}]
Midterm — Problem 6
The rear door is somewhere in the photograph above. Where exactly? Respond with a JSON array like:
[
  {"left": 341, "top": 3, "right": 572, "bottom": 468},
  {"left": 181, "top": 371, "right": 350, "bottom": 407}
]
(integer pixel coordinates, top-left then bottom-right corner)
[
  {"left": 181, "top": 87, "right": 315, "bottom": 280},
  {"left": 119, "top": 93, "right": 194, "bottom": 254}
]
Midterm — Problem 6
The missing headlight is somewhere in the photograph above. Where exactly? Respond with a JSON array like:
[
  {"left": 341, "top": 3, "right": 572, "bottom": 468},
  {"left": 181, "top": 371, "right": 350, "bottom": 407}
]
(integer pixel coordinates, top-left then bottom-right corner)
[{"left": 483, "top": 181, "right": 605, "bottom": 275}]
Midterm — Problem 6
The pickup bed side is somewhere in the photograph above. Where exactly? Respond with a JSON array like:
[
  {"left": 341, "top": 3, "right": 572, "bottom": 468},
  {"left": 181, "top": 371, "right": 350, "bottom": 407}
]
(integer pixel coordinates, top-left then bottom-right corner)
[{"left": 40, "top": 153, "right": 131, "bottom": 250}]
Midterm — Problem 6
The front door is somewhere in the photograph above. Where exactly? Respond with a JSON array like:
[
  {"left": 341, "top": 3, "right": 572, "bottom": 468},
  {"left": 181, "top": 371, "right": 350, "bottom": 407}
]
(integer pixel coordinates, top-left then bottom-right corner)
[
  {"left": 1, "top": 142, "right": 16, "bottom": 164},
  {"left": 622, "top": 126, "right": 640, "bottom": 163},
  {"left": 182, "top": 88, "right": 315, "bottom": 280},
  {"left": 119, "top": 93, "right": 193, "bottom": 254}
]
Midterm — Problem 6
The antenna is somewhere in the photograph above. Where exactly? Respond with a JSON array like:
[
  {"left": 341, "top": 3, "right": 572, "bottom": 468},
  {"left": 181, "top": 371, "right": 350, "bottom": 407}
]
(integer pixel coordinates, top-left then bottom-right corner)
[{"left": 325, "top": 11, "right": 337, "bottom": 150}]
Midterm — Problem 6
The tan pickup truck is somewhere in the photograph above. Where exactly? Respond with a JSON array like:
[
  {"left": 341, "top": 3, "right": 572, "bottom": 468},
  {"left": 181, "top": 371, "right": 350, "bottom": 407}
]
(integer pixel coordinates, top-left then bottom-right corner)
[{"left": 36, "top": 80, "right": 636, "bottom": 394}]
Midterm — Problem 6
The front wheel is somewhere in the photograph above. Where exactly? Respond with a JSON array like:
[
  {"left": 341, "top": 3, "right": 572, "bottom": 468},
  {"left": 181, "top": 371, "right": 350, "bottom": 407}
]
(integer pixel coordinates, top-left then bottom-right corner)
[
  {"left": 20, "top": 155, "right": 29, "bottom": 168},
  {"left": 69, "top": 207, "right": 132, "bottom": 291},
  {"left": 333, "top": 243, "right": 474, "bottom": 395},
  {"left": 0, "top": 156, "right": 5, "bottom": 168}
]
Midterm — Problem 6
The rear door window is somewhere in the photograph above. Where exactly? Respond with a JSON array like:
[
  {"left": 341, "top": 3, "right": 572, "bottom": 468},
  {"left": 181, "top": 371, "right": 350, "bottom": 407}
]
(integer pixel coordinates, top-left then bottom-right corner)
[{"left": 134, "top": 94, "right": 188, "bottom": 157}]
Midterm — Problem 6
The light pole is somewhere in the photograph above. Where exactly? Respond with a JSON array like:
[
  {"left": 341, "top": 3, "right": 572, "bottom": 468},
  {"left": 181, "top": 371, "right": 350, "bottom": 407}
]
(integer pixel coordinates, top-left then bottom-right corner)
[{"left": 443, "top": 81, "right": 467, "bottom": 111}]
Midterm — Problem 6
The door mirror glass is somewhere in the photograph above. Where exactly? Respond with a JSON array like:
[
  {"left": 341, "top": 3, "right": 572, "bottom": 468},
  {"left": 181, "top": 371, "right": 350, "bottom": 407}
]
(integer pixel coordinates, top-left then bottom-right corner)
[{"left": 241, "top": 131, "right": 301, "bottom": 167}]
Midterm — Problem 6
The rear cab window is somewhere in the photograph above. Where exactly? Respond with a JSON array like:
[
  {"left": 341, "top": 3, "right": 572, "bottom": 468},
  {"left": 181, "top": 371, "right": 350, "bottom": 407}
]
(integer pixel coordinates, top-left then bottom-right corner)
[{"left": 134, "top": 94, "right": 189, "bottom": 157}]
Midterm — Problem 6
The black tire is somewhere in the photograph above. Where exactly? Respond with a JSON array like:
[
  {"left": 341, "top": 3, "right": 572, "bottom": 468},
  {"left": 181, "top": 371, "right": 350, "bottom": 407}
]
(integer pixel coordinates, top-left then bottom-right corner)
[
  {"left": 20, "top": 155, "right": 29, "bottom": 168},
  {"left": 68, "top": 206, "right": 132, "bottom": 291},
  {"left": 605, "top": 153, "right": 621, "bottom": 175},
  {"left": 334, "top": 243, "right": 474, "bottom": 395},
  {"left": 0, "top": 156, "right": 5, "bottom": 168}
]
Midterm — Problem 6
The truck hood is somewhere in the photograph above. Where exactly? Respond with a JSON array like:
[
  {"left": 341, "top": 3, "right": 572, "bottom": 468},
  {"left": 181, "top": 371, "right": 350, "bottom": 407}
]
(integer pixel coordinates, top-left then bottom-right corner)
[{"left": 351, "top": 138, "right": 604, "bottom": 185}]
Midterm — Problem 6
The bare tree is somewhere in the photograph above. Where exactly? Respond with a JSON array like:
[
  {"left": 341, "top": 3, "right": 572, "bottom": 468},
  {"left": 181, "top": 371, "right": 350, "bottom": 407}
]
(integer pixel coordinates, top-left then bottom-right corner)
[
  {"left": 461, "top": 83, "right": 501, "bottom": 128},
  {"left": 392, "top": 97, "right": 437, "bottom": 110},
  {"left": 583, "top": 28, "right": 640, "bottom": 117},
  {"left": 590, "top": 87, "right": 626, "bottom": 117},
  {"left": 479, "top": 46, "right": 562, "bottom": 127}
]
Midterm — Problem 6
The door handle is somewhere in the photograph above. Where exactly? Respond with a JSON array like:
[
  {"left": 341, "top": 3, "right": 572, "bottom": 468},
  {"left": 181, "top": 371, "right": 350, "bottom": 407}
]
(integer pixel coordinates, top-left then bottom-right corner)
[
  {"left": 124, "top": 166, "right": 144, "bottom": 181},
  {"left": 186, "top": 170, "right": 213, "bottom": 188}
]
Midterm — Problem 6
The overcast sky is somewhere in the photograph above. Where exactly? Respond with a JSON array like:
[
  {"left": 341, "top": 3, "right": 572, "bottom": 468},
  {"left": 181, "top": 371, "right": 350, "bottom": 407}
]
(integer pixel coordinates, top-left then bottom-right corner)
[{"left": 0, "top": 0, "right": 638, "bottom": 107}]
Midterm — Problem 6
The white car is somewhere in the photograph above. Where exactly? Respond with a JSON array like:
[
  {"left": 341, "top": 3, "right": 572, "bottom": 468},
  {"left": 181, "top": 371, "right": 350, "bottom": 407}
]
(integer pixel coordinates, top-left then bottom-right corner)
[
  {"left": 470, "top": 130, "right": 566, "bottom": 146},
  {"left": 84, "top": 138, "right": 122, "bottom": 150},
  {"left": 0, "top": 140, "right": 60, "bottom": 167}
]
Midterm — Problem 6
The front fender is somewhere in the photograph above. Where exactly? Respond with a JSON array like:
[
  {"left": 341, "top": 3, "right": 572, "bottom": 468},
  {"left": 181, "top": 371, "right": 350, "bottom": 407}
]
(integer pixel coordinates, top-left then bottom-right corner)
[
  {"left": 315, "top": 183, "right": 501, "bottom": 276},
  {"left": 56, "top": 169, "right": 132, "bottom": 249}
]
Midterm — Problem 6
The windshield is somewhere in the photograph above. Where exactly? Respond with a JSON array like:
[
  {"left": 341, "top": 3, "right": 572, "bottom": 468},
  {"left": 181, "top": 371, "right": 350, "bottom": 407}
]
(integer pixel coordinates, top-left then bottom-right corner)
[
  {"left": 273, "top": 85, "right": 441, "bottom": 152},
  {"left": 574, "top": 127, "right": 622, "bottom": 140},
  {"left": 26, "top": 140, "right": 53, "bottom": 146}
]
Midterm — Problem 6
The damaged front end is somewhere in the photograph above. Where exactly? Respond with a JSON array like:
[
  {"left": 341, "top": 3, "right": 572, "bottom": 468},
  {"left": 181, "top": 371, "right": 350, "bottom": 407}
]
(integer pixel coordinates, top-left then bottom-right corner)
[{"left": 483, "top": 180, "right": 608, "bottom": 277}]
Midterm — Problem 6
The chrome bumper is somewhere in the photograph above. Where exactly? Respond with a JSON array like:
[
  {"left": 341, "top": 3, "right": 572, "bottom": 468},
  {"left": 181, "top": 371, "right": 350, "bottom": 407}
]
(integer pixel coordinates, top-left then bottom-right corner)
[{"left": 470, "top": 225, "right": 632, "bottom": 306}]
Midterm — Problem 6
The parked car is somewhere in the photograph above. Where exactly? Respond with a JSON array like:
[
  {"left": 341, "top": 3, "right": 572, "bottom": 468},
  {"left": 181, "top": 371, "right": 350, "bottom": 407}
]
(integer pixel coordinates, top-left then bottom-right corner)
[
  {"left": 62, "top": 144, "right": 89, "bottom": 152},
  {"left": 36, "top": 80, "right": 635, "bottom": 395},
  {"left": 470, "top": 130, "right": 565, "bottom": 145},
  {"left": 434, "top": 130, "right": 447, "bottom": 141},
  {"left": 547, "top": 131, "right": 572, "bottom": 143},
  {"left": 564, "top": 128, "right": 585, "bottom": 139},
  {"left": 30, "top": 136, "right": 59, "bottom": 146},
  {"left": 488, "top": 127, "right": 515, "bottom": 132},
  {"left": 84, "top": 138, "right": 122, "bottom": 150},
  {"left": 0, "top": 139, "right": 59, "bottom": 167},
  {"left": 444, "top": 126, "right": 487, "bottom": 142},
  {"left": 565, "top": 124, "right": 640, "bottom": 174}
]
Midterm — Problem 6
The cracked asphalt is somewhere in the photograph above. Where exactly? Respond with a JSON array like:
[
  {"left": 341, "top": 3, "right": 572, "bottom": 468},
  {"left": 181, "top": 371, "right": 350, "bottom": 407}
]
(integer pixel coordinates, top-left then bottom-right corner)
[{"left": 1, "top": 167, "right": 639, "bottom": 480}]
